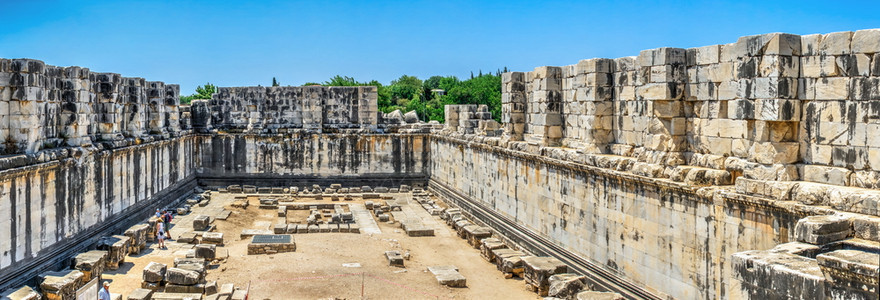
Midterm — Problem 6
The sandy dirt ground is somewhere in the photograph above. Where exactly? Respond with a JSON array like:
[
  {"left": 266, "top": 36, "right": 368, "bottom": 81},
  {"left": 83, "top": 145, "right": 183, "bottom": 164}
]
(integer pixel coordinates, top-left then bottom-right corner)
[{"left": 102, "top": 192, "right": 542, "bottom": 300}]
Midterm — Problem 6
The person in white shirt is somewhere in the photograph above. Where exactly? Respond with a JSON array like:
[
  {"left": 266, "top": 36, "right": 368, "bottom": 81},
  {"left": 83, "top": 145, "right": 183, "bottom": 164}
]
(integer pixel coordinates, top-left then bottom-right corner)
[{"left": 98, "top": 281, "right": 111, "bottom": 300}]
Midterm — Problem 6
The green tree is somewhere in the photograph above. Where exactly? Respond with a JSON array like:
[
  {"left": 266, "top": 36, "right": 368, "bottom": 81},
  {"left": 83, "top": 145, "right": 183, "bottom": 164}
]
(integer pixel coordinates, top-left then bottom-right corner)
[
  {"left": 389, "top": 75, "right": 422, "bottom": 102},
  {"left": 180, "top": 82, "right": 218, "bottom": 105},
  {"left": 272, "top": 77, "right": 280, "bottom": 87}
]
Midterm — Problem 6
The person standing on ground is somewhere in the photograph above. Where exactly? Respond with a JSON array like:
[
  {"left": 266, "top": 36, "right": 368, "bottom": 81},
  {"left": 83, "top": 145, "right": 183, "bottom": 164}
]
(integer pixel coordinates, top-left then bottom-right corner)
[
  {"left": 156, "top": 218, "right": 166, "bottom": 249},
  {"left": 163, "top": 210, "right": 172, "bottom": 240},
  {"left": 98, "top": 281, "right": 111, "bottom": 300}
]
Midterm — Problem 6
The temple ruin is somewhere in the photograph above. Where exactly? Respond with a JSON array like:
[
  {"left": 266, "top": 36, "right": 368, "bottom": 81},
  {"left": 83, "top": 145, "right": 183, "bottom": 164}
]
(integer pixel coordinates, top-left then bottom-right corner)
[{"left": 1, "top": 29, "right": 879, "bottom": 299}]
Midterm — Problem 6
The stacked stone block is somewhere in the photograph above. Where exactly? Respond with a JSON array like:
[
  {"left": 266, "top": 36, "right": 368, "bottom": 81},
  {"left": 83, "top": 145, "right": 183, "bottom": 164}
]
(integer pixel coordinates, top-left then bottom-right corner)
[
  {"left": 0, "top": 57, "right": 182, "bottom": 154},
  {"left": 561, "top": 58, "right": 614, "bottom": 153},
  {"left": 146, "top": 81, "right": 167, "bottom": 134},
  {"left": 501, "top": 72, "right": 526, "bottom": 141},
  {"left": 120, "top": 77, "right": 148, "bottom": 137},
  {"left": 610, "top": 56, "right": 642, "bottom": 155},
  {"left": 727, "top": 34, "right": 802, "bottom": 175},
  {"left": 164, "top": 84, "right": 181, "bottom": 133},
  {"left": 525, "top": 66, "right": 563, "bottom": 146},
  {"left": 442, "top": 104, "right": 496, "bottom": 135},
  {"left": 93, "top": 73, "right": 124, "bottom": 140},
  {"left": 206, "top": 86, "right": 378, "bottom": 133},
  {"left": 800, "top": 30, "right": 880, "bottom": 187},
  {"left": 635, "top": 47, "right": 689, "bottom": 166}
]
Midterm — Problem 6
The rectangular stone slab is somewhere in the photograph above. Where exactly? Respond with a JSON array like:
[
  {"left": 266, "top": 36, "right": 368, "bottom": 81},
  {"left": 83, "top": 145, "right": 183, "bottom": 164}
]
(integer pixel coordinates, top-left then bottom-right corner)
[
  {"left": 251, "top": 234, "right": 291, "bottom": 244},
  {"left": 428, "top": 265, "right": 466, "bottom": 287}
]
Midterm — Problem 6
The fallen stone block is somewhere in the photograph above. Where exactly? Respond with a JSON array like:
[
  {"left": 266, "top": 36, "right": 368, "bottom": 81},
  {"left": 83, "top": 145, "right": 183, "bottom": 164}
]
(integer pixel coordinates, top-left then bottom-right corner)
[
  {"left": 0, "top": 285, "right": 41, "bottom": 300},
  {"left": 464, "top": 226, "right": 492, "bottom": 248},
  {"left": 97, "top": 235, "right": 131, "bottom": 270},
  {"left": 165, "top": 283, "right": 205, "bottom": 294},
  {"left": 202, "top": 232, "right": 224, "bottom": 245},
  {"left": 193, "top": 215, "right": 211, "bottom": 231},
  {"left": 273, "top": 224, "right": 286, "bottom": 234},
  {"left": 219, "top": 283, "right": 234, "bottom": 297},
  {"left": 126, "top": 288, "right": 153, "bottom": 300},
  {"left": 816, "top": 249, "right": 879, "bottom": 299},
  {"left": 385, "top": 251, "right": 405, "bottom": 267},
  {"left": 177, "top": 232, "right": 198, "bottom": 244},
  {"left": 349, "top": 224, "right": 360, "bottom": 233},
  {"left": 795, "top": 214, "right": 852, "bottom": 244},
  {"left": 495, "top": 249, "right": 526, "bottom": 276},
  {"left": 124, "top": 224, "right": 150, "bottom": 254},
  {"left": 548, "top": 273, "right": 588, "bottom": 299},
  {"left": 40, "top": 270, "right": 84, "bottom": 300},
  {"left": 480, "top": 238, "right": 508, "bottom": 262},
  {"left": 165, "top": 268, "right": 200, "bottom": 285},
  {"left": 143, "top": 262, "right": 167, "bottom": 283},
  {"left": 216, "top": 210, "right": 232, "bottom": 220},
  {"left": 522, "top": 256, "right": 569, "bottom": 296},
  {"left": 427, "top": 265, "right": 467, "bottom": 288},
  {"left": 72, "top": 250, "right": 108, "bottom": 282},
  {"left": 204, "top": 281, "right": 218, "bottom": 295},
  {"left": 176, "top": 207, "right": 189, "bottom": 215},
  {"left": 195, "top": 244, "right": 217, "bottom": 260}
]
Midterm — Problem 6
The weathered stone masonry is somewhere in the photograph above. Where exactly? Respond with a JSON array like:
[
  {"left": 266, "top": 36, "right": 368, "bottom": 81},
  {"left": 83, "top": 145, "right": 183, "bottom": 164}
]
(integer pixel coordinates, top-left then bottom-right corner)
[{"left": 2, "top": 29, "right": 879, "bottom": 299}]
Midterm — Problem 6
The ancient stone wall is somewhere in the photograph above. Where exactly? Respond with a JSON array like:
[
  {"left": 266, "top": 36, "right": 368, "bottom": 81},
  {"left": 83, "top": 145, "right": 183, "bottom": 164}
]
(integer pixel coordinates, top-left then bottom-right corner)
[
  {"left": 501, "top": 29, "right": 880, "bottom": 195},
  {"left": 436, "top": 29, "right": 880, "bottom": 299},
  {"left": 0, "top": 59, "right": 184, "bottom": 155},
  {"left": 205, "top": 86, "right": 378, "bottom": 133},
  {"left": 195, "top": 133, "right": 430, "bottom": 187},
  {"left": 429, "top": 135, "right": 818, "bottom": 299},
  {"left": 0, "top": 136, "right": 201, "bottom": 287}
]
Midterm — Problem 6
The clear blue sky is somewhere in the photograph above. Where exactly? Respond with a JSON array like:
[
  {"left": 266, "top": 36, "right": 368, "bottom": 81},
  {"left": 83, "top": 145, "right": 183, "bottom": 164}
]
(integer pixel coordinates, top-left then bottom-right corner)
[{"left": 1, "top": 0, "right": 878, "bottom": 94}]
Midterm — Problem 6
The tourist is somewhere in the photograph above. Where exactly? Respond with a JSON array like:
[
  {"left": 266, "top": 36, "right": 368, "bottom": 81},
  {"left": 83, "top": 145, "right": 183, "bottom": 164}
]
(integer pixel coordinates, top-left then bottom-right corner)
[
  {"left": 163, "top": 210, "right": 173, "bottom": 240},
  {"left": 155, "top": 209, "right": 162, "bottom": 218},
  {"left": 156, "top": 218, "right": 166, "bottom": 249},
  {"left": 98, "top": 281, "right": 111, "bottom": 300}
]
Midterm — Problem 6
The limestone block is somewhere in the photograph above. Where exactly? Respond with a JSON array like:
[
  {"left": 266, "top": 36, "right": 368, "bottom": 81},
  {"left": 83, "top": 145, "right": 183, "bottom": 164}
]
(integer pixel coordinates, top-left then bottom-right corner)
[
  {"left": 651, "top": 100, "right": 683, "bottom": 118},
  {"left": 165, "top": 268, "right": 200, "bottom": 285},
  {"left": 522, "top": 256, "right": 568, "bottom": 297},
  {"left": 748, "top": 142, "right": 799, "bottom": 164},
  {"left": 803, "top": 165, "right": 852, "bottom": 186},
  {"left": 751, "top": 77, "right": 797, "bottom": 99},
  {"left": 743, "top": 163, "right": 799, "bottom": 181},
  {"left": 735, "top": 33, "right": 802, "bottom": 57},
  {"left": 202, "top": 232, "right": 224, "bottom": 245},
  {"left": 548, "top": 273, "right": 588, "bottom": 299},
  {"left": 731, "top": 251, "right": 826, "bottom": 300},
  {"left": 97, "top": 235, "right": 131, "bottom": 270},
  {"left": 143, "top": 262, "right": 167, "bottom": 283},
  {"left": 193, "top": 215, "right": 210, "bottom": 231},
  {"left": 639, "top": 47, "right": 686, "bottom": 66},
  {"left": 849, "top": 77, "right": 880, "bottom": 101},
  {"left": 195, "top": 244, "right": 216, "bottom": 260},
  {"left": 39, "top": 270, "right": 84, "bottom": 300},
  {"left": 428, "top": 265, "right": 467, "bottom": 287},
  {"left": 72, "top": 250, "right": 108, "bottom": 282},
  {"left": 759, "top": 55, "right": 800, "bottom": 78},
  {"left": 833, "top": 53, "right": 872, "bottom": 77},
  {"left": 795, "top": 214, "right": 852, "bottom": 244},
  {"left": 637, "top": 83, "right": 683, "bottom": 100},
  {"left": 754, "top": 99, "right": 800, "bottom": 121},
  {"left": 689, "top": 45, "right": 720, "bottom": 66},
  {"left": 801, "top": 34, "right": 823, "bottom": 56},
  {"left": 821, "top": 32, "right": 854, "bottom": 56},
  {"left": 800, "top": 55, "right": 839, "bottom": 78},
  {"left": 851, "top": 28, "right": 880, "bottom": 53},
  {"left": 0, "top": 285, "right": 41, "bottom": 300},
  {"left": 850, "top": 171, "right": 880, "bottom": 189},
  {"left": 790, "top": 182, "right": 831, "bottom": 205},
  {"left": 385, "top": 250, "right": 404, "bottom": 267}
]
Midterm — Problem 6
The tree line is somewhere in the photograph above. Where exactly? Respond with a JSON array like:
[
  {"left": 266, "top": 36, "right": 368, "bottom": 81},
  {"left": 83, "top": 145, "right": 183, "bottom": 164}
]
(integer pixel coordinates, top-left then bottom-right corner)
[{"left": 180, "top": 69, "right": 506, "bottom": 123}]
